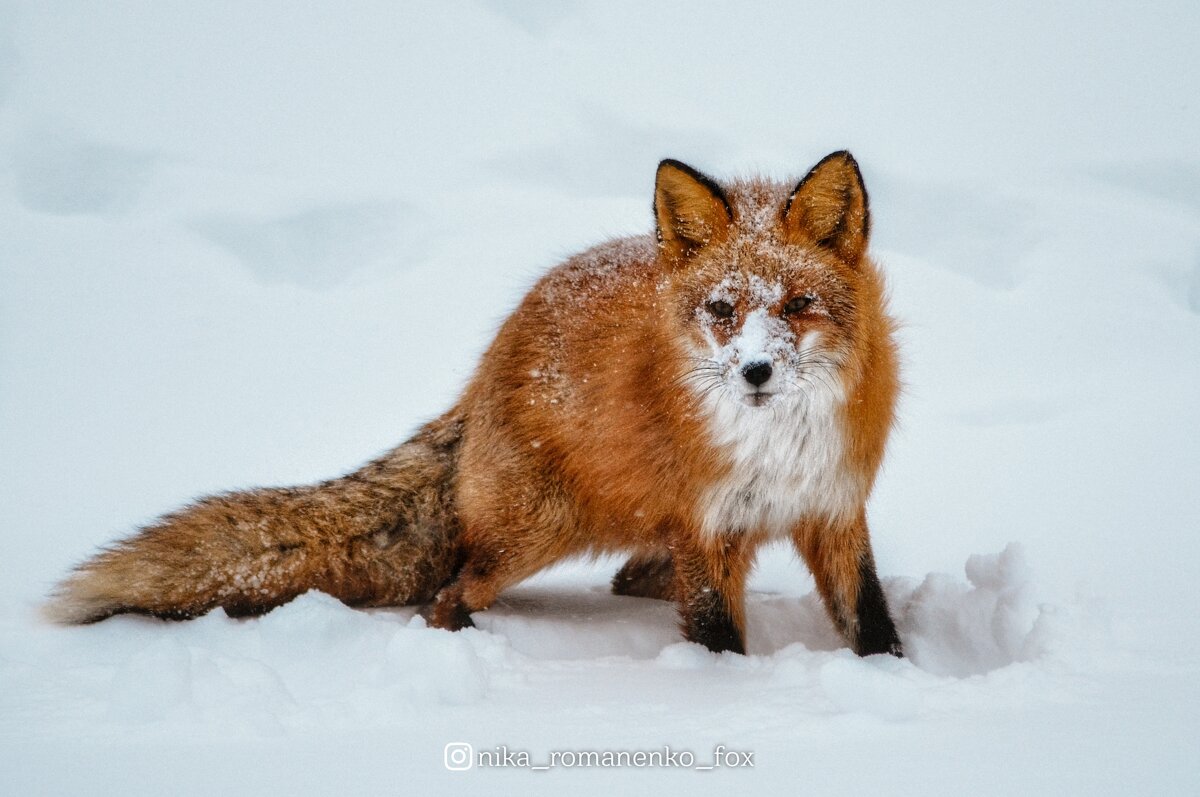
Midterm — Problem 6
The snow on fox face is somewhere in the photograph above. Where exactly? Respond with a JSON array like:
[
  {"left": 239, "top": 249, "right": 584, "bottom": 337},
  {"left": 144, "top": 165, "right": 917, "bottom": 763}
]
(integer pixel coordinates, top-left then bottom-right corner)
[
  {"left": 661, "top": 181, "right": 860, "bottom": 411},
  {"left": 670, "top": 254, "right": 863, "bottom": 536},
  {"left": 657, "top": 180, "right": 868, "bottom": 534},
  {"left": 667, "top": 227, "right": 864, "bottom": 535},
  {"left": 675, "top": 262, "right": 851, "bottom": 410}
]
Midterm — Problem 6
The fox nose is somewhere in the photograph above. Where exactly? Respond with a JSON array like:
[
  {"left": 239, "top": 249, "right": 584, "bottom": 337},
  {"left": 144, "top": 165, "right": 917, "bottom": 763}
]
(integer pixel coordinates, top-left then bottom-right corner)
[{"left": 741, "top": 361, "right": 773, "bottom": 387}]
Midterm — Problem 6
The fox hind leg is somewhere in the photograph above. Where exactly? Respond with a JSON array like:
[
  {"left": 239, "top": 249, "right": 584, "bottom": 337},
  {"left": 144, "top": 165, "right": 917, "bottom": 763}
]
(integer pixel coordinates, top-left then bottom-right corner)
[
  {"left": 611, "top": 551, "right": 674, "bottom": 599},
  {"left": 427, "top": 545, "right": 517, "bottom": 631},
  {"left": 427, "top": 522, "right": 574, "bottom": 632}
]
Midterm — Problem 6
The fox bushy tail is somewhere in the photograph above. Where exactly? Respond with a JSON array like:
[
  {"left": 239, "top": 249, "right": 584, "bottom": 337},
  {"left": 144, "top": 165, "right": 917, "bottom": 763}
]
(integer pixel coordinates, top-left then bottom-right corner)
[{"left": 45, "top": 413, "right": 465, "bottom": 624}]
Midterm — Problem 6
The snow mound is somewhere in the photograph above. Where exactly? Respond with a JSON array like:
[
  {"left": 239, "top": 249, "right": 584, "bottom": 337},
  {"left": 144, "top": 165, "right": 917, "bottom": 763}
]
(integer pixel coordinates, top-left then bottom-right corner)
[
  {"left": 895, "top": 543, "right": 1057, "bottom": 677},
  {"left": 0, "top": 547, "right": 1096, "bottom": 743},
  {"left": 103, "top": 593, "right": 500, "bottom": 728}
]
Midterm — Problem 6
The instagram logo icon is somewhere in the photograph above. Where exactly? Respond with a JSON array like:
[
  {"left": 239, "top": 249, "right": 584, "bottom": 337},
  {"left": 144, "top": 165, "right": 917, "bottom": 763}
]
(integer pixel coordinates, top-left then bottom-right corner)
[{"left": 444, "top": 742, "right": 473, "bottom": 771}]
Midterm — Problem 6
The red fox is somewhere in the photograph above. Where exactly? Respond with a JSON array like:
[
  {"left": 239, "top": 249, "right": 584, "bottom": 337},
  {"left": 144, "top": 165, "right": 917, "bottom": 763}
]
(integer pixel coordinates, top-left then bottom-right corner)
[{"left": 48, "top": 152, "right": 903, "bottom": 657}]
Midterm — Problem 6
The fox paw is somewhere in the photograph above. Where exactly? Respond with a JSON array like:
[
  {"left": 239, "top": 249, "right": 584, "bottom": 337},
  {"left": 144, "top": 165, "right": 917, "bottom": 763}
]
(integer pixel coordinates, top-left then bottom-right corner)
[{"left": 427, "top": 589, "right": 476, "bottom": 631}]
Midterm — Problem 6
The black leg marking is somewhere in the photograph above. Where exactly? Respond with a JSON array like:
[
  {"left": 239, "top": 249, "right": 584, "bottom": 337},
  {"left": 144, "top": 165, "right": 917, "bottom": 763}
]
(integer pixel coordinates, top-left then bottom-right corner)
[
  {"left": 854, "top": 554, "right": 902, "bottom": 657},
  {"left": 684, "top": 588, "right": 745, "bottom": 654}
]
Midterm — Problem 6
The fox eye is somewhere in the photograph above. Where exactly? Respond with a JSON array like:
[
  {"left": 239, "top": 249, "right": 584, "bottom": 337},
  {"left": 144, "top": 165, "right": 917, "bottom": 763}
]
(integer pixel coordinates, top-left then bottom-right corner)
[
  {"left": 783, "top": 295, "right": 814, "bottom": 315},
  {"left": 707, "top": 300, "right": 735, "bottom": 319}
]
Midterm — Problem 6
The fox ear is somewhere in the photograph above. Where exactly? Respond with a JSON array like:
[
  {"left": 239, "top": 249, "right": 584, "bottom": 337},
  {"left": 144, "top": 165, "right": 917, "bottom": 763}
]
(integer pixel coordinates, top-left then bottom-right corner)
[
  {"left": 784, "top": 151, "right": 871, "bottom": 264},
  {"left": 654, "top": 159, "right": 732, "bottom": 262}
]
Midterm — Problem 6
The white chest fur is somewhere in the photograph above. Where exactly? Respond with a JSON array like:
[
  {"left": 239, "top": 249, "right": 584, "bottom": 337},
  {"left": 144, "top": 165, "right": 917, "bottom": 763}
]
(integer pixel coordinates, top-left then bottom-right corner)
[{"left": 696, "top": 382, "right": 861, "bottom": 538}]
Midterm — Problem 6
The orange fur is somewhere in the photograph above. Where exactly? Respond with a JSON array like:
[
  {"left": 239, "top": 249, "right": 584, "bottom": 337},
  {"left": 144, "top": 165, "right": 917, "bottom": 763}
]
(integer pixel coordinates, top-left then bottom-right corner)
[{"left": 49, "top": 153, "right": 903, "bottom": 657}]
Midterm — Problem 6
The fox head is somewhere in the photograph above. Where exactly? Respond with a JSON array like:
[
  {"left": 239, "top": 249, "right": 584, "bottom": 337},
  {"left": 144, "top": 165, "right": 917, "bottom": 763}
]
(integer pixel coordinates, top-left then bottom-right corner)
[{"left": 654, "top": 152, "right": 874, "bottom": 410}]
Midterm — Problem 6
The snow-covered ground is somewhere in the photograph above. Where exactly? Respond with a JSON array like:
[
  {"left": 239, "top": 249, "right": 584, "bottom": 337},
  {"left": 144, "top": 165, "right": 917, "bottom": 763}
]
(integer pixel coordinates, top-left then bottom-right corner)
[{"left": 2, "top": 2, "right": 1199, "bottom": 794}]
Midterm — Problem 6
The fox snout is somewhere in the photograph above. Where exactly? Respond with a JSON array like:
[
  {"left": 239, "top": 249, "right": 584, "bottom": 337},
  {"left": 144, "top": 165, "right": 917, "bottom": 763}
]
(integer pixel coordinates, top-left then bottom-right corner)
[
  {"left": 738, "top": 358, "right": 776, "bottom": 407},
  {"left": 741, "top": 360, "right": 773, "bottom": 388}
]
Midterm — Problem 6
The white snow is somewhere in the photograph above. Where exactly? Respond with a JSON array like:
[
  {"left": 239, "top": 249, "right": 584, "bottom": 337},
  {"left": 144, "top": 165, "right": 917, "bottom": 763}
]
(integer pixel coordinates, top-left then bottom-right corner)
[{"left": 2, "top": 1, "right": 1199, "bottom": 794}]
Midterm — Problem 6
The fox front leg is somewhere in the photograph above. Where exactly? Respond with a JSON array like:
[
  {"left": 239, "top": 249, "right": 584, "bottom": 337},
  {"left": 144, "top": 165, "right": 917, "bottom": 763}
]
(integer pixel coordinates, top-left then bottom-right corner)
[
  {"left": 793, "top": 515, "right": 902, "bottom": 657},
  {"left": 670, "top": 535, "right": 757, "bottom": 654}
]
